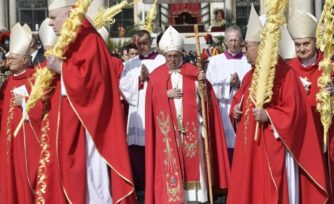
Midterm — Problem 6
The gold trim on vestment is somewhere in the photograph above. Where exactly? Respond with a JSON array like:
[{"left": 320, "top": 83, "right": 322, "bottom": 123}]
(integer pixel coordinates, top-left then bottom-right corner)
[
  {"left": 243, "top": 97, "right": 251, "bottom": 152},
  {"left": 157, "top": 111, "right": 182, "bottom": 203},
  {"left": 183, "top": 121, "right": 198, "bottom": 158},
  {"left": 6, "top": 94, "right": 15, "bottom": 162},
  {"left": 183, "top": 181, "right": 201, "bottom": 190},
  {"left": 35, "top": 96, "right": 51, "bottom": 204}
]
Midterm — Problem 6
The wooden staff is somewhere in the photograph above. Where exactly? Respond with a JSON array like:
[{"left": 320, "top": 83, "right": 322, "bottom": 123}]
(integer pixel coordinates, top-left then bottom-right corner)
[{"left": 186, "top": 24, "right": 213, "bottom": 204}]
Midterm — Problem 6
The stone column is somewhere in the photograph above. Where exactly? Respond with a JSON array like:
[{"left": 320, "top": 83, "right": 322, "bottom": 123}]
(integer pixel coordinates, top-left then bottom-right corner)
[
  {"left": 314, "top": 0, "right": 323, "bottom": 19},
  {"left": 9, "top": 0, "right": 16, "bottom": 28},
  {"left": 289, "top": 0, "right": 314, "bottom": 17},
  {"left": 0, "top": 0, "right": 7, "bottom": 29}
]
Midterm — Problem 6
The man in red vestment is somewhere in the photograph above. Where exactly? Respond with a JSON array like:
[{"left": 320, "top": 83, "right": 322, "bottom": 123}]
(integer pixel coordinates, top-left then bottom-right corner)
[
  {"left": 45, "top": 1, "right": 135, "bottom": 203},
  {"left": 0, "top": 23, "right": 43, "bottom": 204},
  {"left": 145, "top": 26, "right": 230, "bottom": 204},
  {"left": 287, "top": 10, "right": 334, "bottom": 202},
  {"left": 227, "top": 7, "right": 328, "bottom": 204}
]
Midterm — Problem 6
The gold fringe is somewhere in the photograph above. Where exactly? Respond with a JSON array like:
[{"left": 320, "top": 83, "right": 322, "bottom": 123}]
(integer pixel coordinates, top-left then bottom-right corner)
[{"left": 183, "top": 181, "right": 201, "bottom": 190}]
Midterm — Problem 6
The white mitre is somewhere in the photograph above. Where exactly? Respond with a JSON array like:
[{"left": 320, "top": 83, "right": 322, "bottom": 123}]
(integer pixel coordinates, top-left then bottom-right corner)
[
  {"left": 39, "top": 18, "right": 58, "bottom": 48},
  {"left": 22, "top": 24, "right": 33, "bottom": 42},
  {"left": 159, "top": 26, "right": 184, "bottom": 54},
  {"left": 48, "top": 0, "right": 76, "bottom": 10},
  {"left": 245, "top": 4, "right": 262, "bottom": 42},
  {"left": 279, "top": 24, "right": 296, "bottom": 60},
  {"left": 9, "top": 23, "right": 32, "bottom": 55},
  {"left": 287, "top": 10, "right": 317, "bottom": 39}
]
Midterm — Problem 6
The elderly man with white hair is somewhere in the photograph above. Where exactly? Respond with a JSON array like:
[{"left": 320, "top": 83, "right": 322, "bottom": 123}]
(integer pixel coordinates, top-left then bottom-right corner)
[
  {"left": 206, "top": 25, "right": 251, "bottom": 163},
  {"left": 0, "top": 23, "right": 43, "bottom": 204},
  {"left": 145, "top": 26, "right": 230, "bottom": 204},
  {"left": 45, "top": 0, "right": 135, "bottom": 203},
  {"left": 287, "top": 10, "right": 334, "bottom": 203}
]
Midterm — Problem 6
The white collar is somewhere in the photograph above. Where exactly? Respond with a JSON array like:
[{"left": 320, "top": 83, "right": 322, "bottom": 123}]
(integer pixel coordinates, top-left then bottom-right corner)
[
  {"left": 31, "top": 49, "right": 38, "bottom": 60},
  {"left": 228, "top": 50, "right": 240, "bottom": 57},
  {"left": 13, "top": 69, "right": 27, "bottom": 76}
]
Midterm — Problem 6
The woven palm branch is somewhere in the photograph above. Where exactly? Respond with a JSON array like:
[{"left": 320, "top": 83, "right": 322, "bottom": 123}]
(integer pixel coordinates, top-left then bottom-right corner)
[
  {"left": 93, "top": 0, "right": 132, "bottom": 30},
  {"left": 248, "top": 0, "right": 288, "bottom": 140},
  {"left": 316, "top": 10, "right": 326, "bottom": 51},
  {"left": 144, "top": 0, "right": 157, "bottom": 32},
  {"left": 14, "top": 0, "right": 93, "bottom": 136},
  {"left": 316, "top": 0, "right": 334, "bottom": 153}
]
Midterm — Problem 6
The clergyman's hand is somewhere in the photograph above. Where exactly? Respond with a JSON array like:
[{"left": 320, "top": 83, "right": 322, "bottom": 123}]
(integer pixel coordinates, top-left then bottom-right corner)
[
  {"left": 233, "top": 102, "right": 243, "bottom": 120},
  {"left": 230, "top": 72, "right": 240, "bottom": 88},
  {"left": 198, "top": 70, "right": 206, "bottom": 81},
  {"left": 47, "top": 56, "right": 62, "bottom": 74},
  {"left": 252, "top": 108, "right": 269, "bottom": 123},
  {"left": 167, "top": 88, "right": 182, "bottom": 99},
  {"left": 140, "top": 64, "right": 149, "bottom": 82}
]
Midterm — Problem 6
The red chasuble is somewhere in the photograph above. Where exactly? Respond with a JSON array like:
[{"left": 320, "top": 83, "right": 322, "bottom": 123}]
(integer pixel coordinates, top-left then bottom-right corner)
[
  {"left": 0, "top": 68, "right": 44, "bottom": 204},
  {"left": 288, "top": 52, "right": 334, "bottom": 201},
  {"left": 145, "top": 63, "right": 230, "bottom": 204},
  {"left": 50, "top": 19, "right": 135, "bottom": 204},
  {"left": 227, "top": 59, "right": 328, "bottom": 204}
]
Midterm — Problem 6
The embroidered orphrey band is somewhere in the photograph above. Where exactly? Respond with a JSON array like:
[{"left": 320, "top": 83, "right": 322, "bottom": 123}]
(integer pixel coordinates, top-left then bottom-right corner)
[
  {"left": 6, "top": 94, "right": 16, "bottom": 162},
  {"left": 35, "top": 100, "right": 51, "bottom": 204},
  {"left": 157, "top": 111, "right": 182, "bottom": 202}
]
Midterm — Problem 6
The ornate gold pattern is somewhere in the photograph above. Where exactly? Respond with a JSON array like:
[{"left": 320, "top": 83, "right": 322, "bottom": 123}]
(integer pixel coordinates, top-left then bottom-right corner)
[
  {"left": 243, "top": 98, "right": 252, "bottom": 152},
  {"left": 156, "top": 111, "right": 182, "bottom": 203},
  {"left": 35, "top": 98, "right": 51, "bottom": 204},
  {"left": 183, "top": 121, "right": 198, "bottom": 158},
  {"left": 166, "top": 173, "right": 182, "bottom": 202},
  {"left": 6, "top": 93, "right": 16, "bottom": 162}
]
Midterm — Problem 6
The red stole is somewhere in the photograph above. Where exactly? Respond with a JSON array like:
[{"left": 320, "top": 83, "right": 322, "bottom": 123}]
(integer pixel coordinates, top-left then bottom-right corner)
[{"left": 167, "top": 70, "right": 200, "bottom": 185}]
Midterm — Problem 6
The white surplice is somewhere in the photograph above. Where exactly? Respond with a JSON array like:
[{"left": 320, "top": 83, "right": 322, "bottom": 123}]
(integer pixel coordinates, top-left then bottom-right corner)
[
  {"left": 119, "top": 55, "right": 166, "bottom": 146},
  {"left": 206, "top": 53, "right": 251, "bottom": 148}
]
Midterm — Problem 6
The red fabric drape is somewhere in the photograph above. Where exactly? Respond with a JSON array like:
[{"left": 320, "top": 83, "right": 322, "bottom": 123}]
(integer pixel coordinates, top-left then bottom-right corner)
[{"left": 168, "top": 3, "right": 201, "bottom": 24}]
